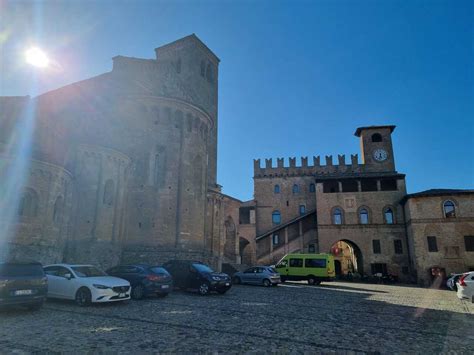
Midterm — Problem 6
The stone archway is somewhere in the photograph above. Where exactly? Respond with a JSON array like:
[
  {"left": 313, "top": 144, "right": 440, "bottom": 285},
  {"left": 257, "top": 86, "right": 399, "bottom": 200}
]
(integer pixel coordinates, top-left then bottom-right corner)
[
  {"left": 330, "top": 239, "right": 363, "bottom": 275},
  {"left": 239, "top": 237, "right": 253, "bottom": 266}
]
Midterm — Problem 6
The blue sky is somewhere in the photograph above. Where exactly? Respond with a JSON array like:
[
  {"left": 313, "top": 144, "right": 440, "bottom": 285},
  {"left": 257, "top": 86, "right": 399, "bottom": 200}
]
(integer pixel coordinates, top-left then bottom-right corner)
[{"left": 1, "top": 0, "right": 473, "bottom": 201}]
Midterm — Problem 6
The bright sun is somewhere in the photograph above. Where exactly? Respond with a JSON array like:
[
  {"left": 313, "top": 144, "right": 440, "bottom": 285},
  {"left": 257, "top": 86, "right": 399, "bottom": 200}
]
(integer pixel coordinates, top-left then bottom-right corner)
[{"left": 25, "top": 47, "right": 49, "bottom": 68}]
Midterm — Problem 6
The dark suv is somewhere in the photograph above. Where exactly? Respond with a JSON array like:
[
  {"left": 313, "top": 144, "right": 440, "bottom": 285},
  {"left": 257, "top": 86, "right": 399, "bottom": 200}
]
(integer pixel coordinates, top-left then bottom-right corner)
[
  {"left": 162, "top": 260, "right": 231, "bottom": 295},
  {"left": 106, "top": 264, "right": 173, "bottom": 299},
  {"left": 0, "top": 261, "right": 47, "bottom": 310}
]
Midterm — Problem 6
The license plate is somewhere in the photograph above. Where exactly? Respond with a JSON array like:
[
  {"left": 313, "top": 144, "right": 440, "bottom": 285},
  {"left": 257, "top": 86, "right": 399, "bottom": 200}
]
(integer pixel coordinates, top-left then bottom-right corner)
[
  {"left": 161, "top": 285, "right": 169, "bottom": 289},
  {"left": 15, "top": 290, "right": 33, "bottom": 296},
  {"left": 225, "top": 283, "right": 230, "bottom": 286},
  {"left": 119, "top": 293, "right": 126, "bottom": 298}
]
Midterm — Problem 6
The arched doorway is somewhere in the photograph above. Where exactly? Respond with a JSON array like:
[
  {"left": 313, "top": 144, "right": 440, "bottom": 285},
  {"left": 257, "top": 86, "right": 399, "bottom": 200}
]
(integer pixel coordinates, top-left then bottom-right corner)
[
  {"left": 239, "top": 237, "right": 253, "bottom": 265},
  {"left": 330, "top": 240, "right": 363, "bottom": 276}
]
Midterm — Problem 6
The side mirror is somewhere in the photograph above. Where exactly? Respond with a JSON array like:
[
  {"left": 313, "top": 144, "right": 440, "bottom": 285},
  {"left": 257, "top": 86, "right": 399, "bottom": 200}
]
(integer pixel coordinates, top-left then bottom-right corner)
[{"left": 64, "top": 273, "right": 72, "bottom": 280}]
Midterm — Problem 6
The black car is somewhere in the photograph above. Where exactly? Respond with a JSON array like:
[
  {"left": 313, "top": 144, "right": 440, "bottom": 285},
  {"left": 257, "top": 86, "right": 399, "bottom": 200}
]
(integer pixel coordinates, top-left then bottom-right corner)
[
  {"left": 0, "top": 261, "right": 47, "bottom": 310},
  {"left": 106, "top": 264, "right": 173, "bottom": 299},
  {"left": 162, "top": 260, "right": 231, "bottom": 295}
]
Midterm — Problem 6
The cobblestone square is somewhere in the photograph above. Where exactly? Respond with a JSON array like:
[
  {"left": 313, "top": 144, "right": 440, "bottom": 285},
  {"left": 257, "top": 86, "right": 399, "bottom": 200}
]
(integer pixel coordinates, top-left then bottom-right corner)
[{"left": 1, "top": 282, "right": 473, "bottom": 354}]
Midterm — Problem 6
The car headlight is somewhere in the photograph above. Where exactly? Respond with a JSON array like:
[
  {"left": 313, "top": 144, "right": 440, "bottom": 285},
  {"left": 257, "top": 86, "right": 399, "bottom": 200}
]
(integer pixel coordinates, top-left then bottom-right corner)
[
  {"left": 93, "top": 284, "right": 109, "bottom": 289},
  {"left": 212, "top": 276, "right": 220, "bottom": 281}
]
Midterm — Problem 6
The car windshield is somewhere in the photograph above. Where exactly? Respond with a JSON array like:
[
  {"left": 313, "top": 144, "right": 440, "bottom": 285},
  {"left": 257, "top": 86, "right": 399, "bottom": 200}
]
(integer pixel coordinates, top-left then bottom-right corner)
[
  {"left": 192, "top": 263, "right": 214, "bottom": 273},
  {"left": 71, "top": 266, "right": 107, "bottom": 277},
  {"left": 150, "top": 267, "right": 170, "bottom": 275},
  {"left": 0, "top": 263, "right": 44, "bottom": 277},
  {"left": 266, "top": 267, "right": 277, "bottom": 273}
]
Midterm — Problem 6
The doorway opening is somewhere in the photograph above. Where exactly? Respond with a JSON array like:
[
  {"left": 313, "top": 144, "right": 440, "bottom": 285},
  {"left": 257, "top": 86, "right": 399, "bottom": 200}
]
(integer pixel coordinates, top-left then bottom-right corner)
[{"left": 330, "top": 240, "right": 363, "bottom": 276}]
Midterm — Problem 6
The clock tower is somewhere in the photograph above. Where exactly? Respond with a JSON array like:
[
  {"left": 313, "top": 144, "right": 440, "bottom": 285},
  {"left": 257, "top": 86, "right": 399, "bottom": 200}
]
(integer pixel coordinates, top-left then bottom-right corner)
[{"left": 354, "top": 125, "right": 396, "bottom": 172}]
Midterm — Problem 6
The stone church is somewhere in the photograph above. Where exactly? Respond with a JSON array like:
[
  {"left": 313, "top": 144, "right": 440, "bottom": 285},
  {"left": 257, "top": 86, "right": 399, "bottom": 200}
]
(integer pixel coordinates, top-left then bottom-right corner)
[
  {"left": 1, "top": 34, "right": 473, "bottom": 286},
  {"left": 0, "top": 35, "right": 228, "bottom": 268}
]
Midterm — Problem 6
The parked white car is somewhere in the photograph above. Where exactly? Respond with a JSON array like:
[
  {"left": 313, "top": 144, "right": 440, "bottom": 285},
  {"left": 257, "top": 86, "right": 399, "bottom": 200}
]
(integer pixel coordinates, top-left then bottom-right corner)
[
  {"left": 456, "top": 271, "right": 474, "bottom": 303},
  {"left": 44, "top": 264, "right": 131, "bottom": 306}
]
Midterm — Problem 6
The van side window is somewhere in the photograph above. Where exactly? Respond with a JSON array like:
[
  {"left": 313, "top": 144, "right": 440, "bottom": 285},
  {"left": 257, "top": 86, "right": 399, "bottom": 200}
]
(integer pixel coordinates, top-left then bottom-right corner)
[
  {"left": 305, "top": 259, "right": 326, "bottom": 268},
  {"left": 289, "top": 259, "right": 303, "bottom": 267}
]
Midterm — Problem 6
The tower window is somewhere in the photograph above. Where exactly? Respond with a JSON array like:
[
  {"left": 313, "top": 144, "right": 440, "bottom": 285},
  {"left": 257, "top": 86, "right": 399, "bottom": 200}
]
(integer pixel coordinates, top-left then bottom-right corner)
[
  {"left": 371, "top": 133, "right": 382, "bottom": 142},
  {"left": 292, "top": 184, "right": 300, "bottom": 194},
  {"left": 443, "top": 200, "right": 456, "bottom": 218},
  {"left": 274, "top": 185, "right": 280, "bottom": 194},
  {"left": 206, "top": 63, "right": 213, "bottom": 83},
  {"left": 309, "top": 183, "right": 315, "bottom": 193},
  {"left": 272, "top": 211, "right": 281, "bottom": 225}
]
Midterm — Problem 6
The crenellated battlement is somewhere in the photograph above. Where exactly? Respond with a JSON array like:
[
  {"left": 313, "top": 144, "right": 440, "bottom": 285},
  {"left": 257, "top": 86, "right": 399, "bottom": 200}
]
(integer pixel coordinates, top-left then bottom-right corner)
[{"left": 253, "top": 154, "right": 365, "bottom": 178}]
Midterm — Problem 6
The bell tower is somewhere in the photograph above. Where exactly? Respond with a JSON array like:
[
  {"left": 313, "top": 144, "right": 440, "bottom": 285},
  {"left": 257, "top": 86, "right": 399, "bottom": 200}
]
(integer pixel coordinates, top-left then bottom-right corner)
[{"left": 355, "top": 125, "right": 396, "bottom": 172}]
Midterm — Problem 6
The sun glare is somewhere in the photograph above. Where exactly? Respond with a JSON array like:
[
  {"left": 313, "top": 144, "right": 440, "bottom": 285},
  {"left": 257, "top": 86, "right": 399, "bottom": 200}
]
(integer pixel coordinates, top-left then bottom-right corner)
[{"left": 25, "top": 47, "right": 49, "bottom": 68}]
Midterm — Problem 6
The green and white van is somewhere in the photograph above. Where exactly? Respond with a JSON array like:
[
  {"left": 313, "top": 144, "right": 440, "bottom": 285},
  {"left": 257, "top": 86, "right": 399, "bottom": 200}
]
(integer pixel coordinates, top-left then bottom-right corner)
[{"left": 275, "top": 253, "right": 336, "bottom": 285}]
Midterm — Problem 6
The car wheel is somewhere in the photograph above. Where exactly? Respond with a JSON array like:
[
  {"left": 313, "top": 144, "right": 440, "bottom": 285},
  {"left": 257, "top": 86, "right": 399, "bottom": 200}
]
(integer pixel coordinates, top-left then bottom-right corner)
[
  {"left": 307, "top": 276, "right": 316, "bottom": 285},
  {"left": 263, "top": 279, "right": 271, "bottom": 287},
  {"left": 233, "top": 276, "right": 241, "bottom": 285},
  {"left": 27, "top": 301, "right": 43, "bottom": 311},
  {"left": 198, "top": 282, "right": 210, "bottom": 296},
  {"left": 131, "top": 285, "right": 145, "bottom": 300},
  {"left": 75, "top": 287, "right": 92, "bottom": 307}
]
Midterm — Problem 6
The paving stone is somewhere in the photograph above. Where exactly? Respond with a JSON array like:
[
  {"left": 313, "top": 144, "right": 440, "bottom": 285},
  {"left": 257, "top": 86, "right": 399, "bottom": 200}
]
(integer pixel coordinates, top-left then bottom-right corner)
[{"left": 0, "top": 282, "right": 472, "bottom": 353}]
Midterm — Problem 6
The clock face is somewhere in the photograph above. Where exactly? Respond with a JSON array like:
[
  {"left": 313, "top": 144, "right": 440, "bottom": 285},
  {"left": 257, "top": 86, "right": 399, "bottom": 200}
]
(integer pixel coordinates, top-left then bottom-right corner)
[{"left": 373, "top": 149, "right": 388, "bottom": 162}]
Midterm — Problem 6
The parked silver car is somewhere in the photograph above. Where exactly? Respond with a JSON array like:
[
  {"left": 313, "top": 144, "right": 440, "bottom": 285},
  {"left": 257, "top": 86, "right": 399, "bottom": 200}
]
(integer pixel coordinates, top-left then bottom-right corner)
[{"left": 233, "top": 266, "right": 281, "bottom": 287}]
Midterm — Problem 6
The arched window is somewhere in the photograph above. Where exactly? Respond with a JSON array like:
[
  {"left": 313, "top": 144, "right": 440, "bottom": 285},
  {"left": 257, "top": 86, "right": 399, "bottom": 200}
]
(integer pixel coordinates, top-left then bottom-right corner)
[
  {"left": 103, "top": 180, "right": 115, "bottom": 206},
  {"left": 18, "top": 189, "right": 39, "bottom": 217},
  {"left": 206, "top": 63, "right": 213, "bottom": 82},
  {"left": 272, "top": 211, "right": 281, "bottom": 225},
  {"left": 193, "top": 154, "right": 203, "bottom": 195},
  {"left": 333, "top": 208, "right": 343, "bottom": 225},
  {"left": 154, "top": 146, "right": 166, "bottom": 187},
  {"left": 371, "top": 133, "right": 382, "bottom": 142},
  {"left": 299, "top": 205, "right": 306, "bottom": 215},
  {"left": 359, "top": 208, "right": 369, "bottom": 224},
  {"left": 384, "top": 207, "right": 394, "bottom": 224},
  {"left": 292, "top": 184, "right": 300, "bottom": 194},
  {"left": 274, "top": 185, "right": 280, "bottom": 194},
  {"left": 443, "top": 200, "right": 456, "bottom": 218},
  {"left": 53, "top": 196, "right": 63, "bottom": 224},
  {"left": 200, "top": 61, "right": 205, "bottom": 77},
  {"left": 309, "top": 183, "right": 315, "bottom": 193}
]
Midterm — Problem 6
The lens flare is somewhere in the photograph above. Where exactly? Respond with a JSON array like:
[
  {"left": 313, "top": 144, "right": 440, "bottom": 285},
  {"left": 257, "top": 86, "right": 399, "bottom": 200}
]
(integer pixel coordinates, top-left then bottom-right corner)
[{"left": 25, "top": 47, "right": 49, "bottom": 68}]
